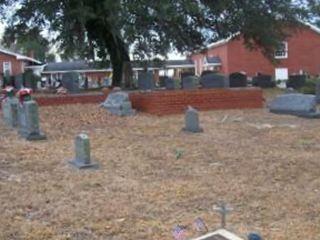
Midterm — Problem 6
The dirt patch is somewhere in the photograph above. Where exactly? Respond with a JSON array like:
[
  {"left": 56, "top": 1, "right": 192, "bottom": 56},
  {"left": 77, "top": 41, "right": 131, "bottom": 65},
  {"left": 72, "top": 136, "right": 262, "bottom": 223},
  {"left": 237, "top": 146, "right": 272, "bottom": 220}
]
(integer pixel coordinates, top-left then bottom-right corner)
[{"left": 1, "top": 101, "right": 320, "bottom": 239}]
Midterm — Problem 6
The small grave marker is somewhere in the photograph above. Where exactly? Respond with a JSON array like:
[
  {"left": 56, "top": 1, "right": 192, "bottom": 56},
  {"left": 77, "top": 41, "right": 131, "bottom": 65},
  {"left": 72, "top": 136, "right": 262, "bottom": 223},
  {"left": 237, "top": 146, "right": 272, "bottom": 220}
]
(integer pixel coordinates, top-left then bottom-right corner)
[
  {"left": 182, "top": 106, "right": 203, "bottom": 133},
  {"left": 69, "top": 133, "right": 99, "bottom": 169},
  {"left": 213, "top": 202, "right": 233, "bottom": 229}
]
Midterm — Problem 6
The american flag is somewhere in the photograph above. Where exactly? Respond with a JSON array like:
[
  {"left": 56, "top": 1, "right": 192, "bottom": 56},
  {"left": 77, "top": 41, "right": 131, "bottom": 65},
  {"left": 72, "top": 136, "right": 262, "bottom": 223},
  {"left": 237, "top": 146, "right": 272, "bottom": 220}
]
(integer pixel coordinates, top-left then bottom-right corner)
[
  {"left": 193, "top": 217, "right": 208, "bottom": 233},
  {"left": 172, "top": 225, "right": 187, "bottom": 240}
]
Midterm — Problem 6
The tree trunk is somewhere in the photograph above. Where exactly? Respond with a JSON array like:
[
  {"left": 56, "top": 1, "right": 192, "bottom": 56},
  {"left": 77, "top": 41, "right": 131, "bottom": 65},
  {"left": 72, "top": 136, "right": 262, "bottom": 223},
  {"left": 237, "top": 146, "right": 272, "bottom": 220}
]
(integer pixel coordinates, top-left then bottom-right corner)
[{"left": 105, "top": 34, "right": 132, "bottom": 88}]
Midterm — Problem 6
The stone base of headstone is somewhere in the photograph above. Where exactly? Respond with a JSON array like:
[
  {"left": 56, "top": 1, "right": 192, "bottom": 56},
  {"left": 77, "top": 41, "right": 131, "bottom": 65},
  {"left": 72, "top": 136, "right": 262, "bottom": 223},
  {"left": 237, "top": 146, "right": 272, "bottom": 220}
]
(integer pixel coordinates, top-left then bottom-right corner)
[
  {"left": 69, "top": 133, "right": 99, "bottom": 169},
  {"left": 69, "top": 159, "right": 99, "bottom": 169},
  {"left": 17, "top": 100, "right": 47, "bottom": 141},
  {"left": 2, "top": 97, "right": 19, "bottom": 128}
]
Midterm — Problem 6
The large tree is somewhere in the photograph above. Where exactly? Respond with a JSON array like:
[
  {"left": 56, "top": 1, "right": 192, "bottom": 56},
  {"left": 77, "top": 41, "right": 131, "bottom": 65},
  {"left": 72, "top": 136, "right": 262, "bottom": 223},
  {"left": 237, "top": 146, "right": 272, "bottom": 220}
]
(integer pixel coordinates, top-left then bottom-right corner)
[
  {"left": 1, "top": 24, "right": 51, "bottom": 62},
  {"left": 0, "top": 0, "right": 312, "bottom": 86}
]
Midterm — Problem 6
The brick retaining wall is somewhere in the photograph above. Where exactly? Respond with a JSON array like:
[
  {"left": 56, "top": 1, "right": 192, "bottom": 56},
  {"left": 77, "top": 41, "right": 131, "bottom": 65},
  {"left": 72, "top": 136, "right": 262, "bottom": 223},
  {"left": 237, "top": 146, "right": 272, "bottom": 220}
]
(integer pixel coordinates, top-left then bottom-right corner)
[
  {"left": 129, "top": 88, "right": 263, "bottom": 115},
  {"left": 1, "top": 88, "right": 264, "bottom": 115}
]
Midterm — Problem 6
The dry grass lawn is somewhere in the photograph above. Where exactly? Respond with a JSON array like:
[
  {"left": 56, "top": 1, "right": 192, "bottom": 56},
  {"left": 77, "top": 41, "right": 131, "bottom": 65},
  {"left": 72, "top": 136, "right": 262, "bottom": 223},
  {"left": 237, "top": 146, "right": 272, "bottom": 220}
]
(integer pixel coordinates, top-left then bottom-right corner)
[{"left": 1, "top": 91, "right": 320, "bottom": 239}]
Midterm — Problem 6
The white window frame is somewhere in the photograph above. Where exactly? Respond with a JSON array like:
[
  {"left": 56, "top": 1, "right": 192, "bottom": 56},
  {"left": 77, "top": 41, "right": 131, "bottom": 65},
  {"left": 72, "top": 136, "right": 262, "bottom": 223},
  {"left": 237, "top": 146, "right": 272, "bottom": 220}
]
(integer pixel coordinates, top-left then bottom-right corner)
[
  {"left": 275, "top": 41, "right": 288, "bottom": 59},
  {"left": 3, "top": 61, "right": 12, "bottom": 76}
]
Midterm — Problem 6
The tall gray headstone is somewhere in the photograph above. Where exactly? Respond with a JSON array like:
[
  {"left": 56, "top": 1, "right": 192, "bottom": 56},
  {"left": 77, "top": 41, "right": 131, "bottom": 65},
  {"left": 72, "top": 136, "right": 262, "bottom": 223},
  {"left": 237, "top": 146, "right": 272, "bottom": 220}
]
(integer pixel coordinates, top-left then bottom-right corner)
[
  {"left": 182, "top": 106, "right": 203, "bottom": 133},
  {"left": 101, "top": 91, "right": 135, "bottom": 116},
  {"left": 182, "top": 76, "right": 197, "bottom": 90},
  {"left": 61, "top": 72, "right": 80, "bottom": 93},
  {"left": 200, "top": 73, "right": 229, "bottom": 88},
  {"left": 269, "top": 93, "right": 320, "bottom": 118},
  {"left": 17, "top": 100, "right": 47, "bottom": 140},
  {"left": 165, "top": 77, "right": 175, "bottom": 90},
  {"left": 69, "top": 133, "right": 99, "bottom": 169},
  {"left": 1, "top": 97, "right": 19, "bottom": 128},
  {"left": 138, "top": 71, "right": 154, "bottom": 90}
]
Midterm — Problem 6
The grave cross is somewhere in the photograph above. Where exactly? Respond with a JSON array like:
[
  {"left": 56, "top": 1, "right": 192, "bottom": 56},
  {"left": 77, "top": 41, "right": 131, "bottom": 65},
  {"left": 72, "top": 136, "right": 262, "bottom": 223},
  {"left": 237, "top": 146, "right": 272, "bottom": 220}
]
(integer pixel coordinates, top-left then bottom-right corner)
[{"left": 213, "top": 202, "right": 233, "bottom": 229}]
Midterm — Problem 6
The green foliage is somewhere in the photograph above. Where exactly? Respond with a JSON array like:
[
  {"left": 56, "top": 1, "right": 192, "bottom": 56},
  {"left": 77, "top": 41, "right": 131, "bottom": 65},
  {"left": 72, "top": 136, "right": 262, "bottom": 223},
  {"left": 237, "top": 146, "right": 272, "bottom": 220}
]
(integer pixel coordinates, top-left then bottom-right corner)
[
  {"left": 300, "top": 77, "right": 320, "bottom": 94},
  {"left": 2, "top": 25, "right": 51, "bottom": 62},
  {"left": 0, "top": 0, "right": 315, "bottom": 86}
]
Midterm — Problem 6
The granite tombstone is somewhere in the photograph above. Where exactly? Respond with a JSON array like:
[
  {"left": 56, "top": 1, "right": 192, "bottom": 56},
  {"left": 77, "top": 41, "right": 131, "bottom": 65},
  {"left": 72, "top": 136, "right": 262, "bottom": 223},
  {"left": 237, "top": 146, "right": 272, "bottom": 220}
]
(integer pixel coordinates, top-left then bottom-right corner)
[
  {"left": 61, "top": 72, "right": 80, "bottom": 93},
  {"left": 69, "top": 133, "right": 99, "bottom": 169},
  {"left": 138, "top": 71, "right": 154, "bottom": 90},
  {"left": 182, "top": 106, "right": 203, "bottom": 133},
  {"left": 17, "top": 100, "right": 47, "bottom": 140},
  {"left": 269, "top": 93, "right": 320, "bottom": 118},
  {"left": 1, "top": 88, "right": 19, "bottom": 128},
  {"left": 229, "top": 72, "right": 247, "bottom": 88},
  {"left": 200, "top": 73, "right": 228, "bottom": 88},
  {"left": 101, "top": 91, "right": 135, "bottom": 116},
  {"left": 182, "top": 76, "right": 198, "bottom": 90}
]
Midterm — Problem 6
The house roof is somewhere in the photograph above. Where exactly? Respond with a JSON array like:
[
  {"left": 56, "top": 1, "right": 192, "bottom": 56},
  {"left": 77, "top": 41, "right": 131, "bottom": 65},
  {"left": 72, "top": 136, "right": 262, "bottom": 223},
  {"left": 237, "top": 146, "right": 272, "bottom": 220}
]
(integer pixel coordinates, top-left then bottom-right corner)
[
  {"left": 43, "top": 59, "right": 195, "bottom": 73},
  {"left": 165, "top": 59, "right": 194, "bottom": 68},
  {"left": 43, "top": 60, "right": 112, "bottom": 73},
  {"left": 0, "top": 47, "right": 42, "bottom": 65}
]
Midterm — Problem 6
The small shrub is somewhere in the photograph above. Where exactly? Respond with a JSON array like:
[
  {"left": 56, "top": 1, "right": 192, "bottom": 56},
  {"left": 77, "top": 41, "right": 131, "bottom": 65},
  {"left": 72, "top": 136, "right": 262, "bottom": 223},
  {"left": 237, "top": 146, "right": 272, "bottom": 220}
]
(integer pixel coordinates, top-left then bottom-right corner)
[{"left": 300, "top": 77, "right": 320, "bottom": 94}]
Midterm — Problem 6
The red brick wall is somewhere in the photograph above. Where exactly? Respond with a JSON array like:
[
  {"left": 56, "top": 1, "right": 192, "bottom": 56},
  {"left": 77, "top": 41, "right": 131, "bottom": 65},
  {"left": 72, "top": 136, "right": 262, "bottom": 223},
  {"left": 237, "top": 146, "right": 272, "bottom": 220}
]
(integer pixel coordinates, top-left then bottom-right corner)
[
  {"left": 0, "top": 53, "right": 24, "bottom": 76},
  {"left": 1, "top": 89, "right": 263, "bottom": 115},
  {"left": 129, "top": 88, "right": 263, "bottom": 115}
]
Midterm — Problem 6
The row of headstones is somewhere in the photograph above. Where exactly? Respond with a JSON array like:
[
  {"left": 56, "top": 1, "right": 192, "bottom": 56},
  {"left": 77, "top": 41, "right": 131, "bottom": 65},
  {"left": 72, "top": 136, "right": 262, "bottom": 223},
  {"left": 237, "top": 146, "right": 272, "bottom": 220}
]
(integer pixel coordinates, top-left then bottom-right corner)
[
  {"left": 1, "top": 88, "right": 46, "bottom": 140},
  {"left": 1, "top": 88, "right": 98, "bottom": 169},
  {"left": 137, "top": 72, "right": 250, "bottom": 91}
]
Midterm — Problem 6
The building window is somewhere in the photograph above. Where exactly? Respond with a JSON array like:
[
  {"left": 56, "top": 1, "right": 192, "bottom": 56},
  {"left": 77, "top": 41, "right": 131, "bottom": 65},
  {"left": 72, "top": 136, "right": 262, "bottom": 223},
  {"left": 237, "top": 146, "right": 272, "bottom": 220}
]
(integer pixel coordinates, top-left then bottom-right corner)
[
  {"left": 3, "top": 61, "right": 12, "bottom": 76},
  {"left": 275, "top": 41, "right": 288, "bottom": 59}
]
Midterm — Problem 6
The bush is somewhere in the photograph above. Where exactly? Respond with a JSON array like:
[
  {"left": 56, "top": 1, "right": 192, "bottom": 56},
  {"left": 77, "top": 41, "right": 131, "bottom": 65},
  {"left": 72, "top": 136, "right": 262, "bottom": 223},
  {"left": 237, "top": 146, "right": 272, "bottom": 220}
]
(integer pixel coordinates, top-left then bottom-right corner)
[
  {"left": 300, "top": 77, "right": 320, "bottom": 94},
  {"left": 286, "top": 75, "right": 307, "bottom": 89}
]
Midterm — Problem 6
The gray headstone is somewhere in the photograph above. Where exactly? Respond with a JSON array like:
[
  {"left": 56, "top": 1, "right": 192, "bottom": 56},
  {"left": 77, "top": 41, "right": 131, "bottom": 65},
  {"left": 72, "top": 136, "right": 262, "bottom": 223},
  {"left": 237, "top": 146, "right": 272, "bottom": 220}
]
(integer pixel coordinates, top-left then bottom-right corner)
[
  {"left": 200, "top": 73, "right": 228, "bottom": 88},
  {"left": 14, "top": 75, "right": 24, "bottom": 89},
  {"left": 1, "top": 97, "right": 19, "bottom": 128},
  {"left": 182, "top": 106, "right": 203, "bottom": 133},
  {"left": 165, "top": 77, "right": 175, "bottom": 90},
  {"left": 101, "top": 91, "right": 135, "bottom": 116},
  {"left": 316, "top": 82, "right": 320, "bottom": 104},
  {"left": 138, "top": 71, "right": 154, "bottom": 90},
  {"left": 269, "top": 94, "right": 320, "bottom": 118},
  {"left": 69, "top": 133, "right": 99, "bottom": 169},
  {"left": 17, "top": 100, "right": 46, "bottom": 140},
  {"left": 61, "top": 72, "right": 80, "bottom": 93},
  {"left": 182, "top": 76, "right": 197, "bottom": 90}
]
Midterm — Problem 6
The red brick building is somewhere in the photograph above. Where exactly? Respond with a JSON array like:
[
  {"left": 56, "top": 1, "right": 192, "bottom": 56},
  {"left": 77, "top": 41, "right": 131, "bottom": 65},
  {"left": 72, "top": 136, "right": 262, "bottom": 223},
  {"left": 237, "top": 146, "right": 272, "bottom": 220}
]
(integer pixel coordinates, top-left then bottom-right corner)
[
  {"left": 191, "top": 23, "right": 320, "bottom": 81},
  {"left": 0, "top": 48, "right": 42, "bottom": 77}
]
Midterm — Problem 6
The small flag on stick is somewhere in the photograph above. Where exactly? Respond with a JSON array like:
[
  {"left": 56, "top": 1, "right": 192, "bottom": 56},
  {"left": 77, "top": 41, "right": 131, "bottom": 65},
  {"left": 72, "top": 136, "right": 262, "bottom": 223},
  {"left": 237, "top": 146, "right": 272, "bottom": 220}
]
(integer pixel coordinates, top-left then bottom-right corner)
[
  {"left": 172, "top": 225, "right": 188, "bottom": 240},
  {"left": 193, "top": 217, "right": 208, "bottom": 233}
]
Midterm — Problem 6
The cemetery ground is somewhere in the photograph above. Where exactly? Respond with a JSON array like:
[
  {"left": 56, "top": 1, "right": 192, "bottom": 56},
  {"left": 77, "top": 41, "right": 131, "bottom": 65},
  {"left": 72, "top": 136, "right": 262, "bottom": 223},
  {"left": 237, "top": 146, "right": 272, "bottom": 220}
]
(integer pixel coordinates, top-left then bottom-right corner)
[{"left": 1, "top": 90, "right": 320, "bottom": 240}]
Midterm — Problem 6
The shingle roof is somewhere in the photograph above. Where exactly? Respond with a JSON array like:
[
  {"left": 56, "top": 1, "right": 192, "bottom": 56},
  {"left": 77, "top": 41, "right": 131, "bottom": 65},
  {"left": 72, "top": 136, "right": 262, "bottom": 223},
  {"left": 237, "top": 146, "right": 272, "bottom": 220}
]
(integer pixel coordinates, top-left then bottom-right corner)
[
  {"left": 44, "top": 59, "right": 195, "bottom": 72},
  {"left": 0, "top": 47, "right": 42, "bottom": 65}
]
